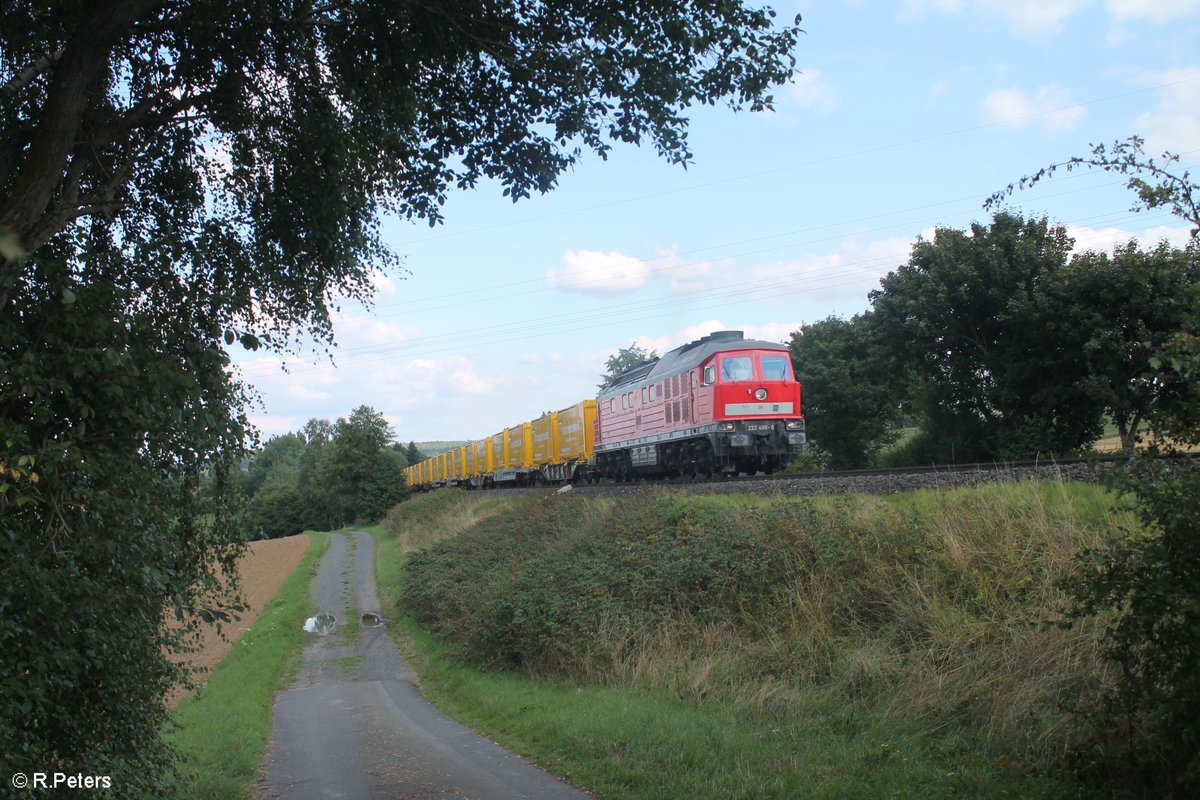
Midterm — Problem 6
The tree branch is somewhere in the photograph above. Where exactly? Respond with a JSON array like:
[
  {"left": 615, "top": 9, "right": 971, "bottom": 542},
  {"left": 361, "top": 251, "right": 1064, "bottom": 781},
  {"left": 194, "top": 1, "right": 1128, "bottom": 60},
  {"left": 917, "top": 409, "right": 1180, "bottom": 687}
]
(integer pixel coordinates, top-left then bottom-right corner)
[
  {"left": 0, "top": 0, "right": 160, "bottom": 251},
  {"left": 0, "top": 47, "right": 66, "bottom": 99}
]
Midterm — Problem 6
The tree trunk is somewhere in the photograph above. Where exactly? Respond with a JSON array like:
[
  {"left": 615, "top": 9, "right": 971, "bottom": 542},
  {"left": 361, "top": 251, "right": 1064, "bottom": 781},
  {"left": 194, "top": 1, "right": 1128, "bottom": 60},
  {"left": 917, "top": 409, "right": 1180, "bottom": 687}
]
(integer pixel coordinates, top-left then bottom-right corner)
[{"left": 0, "top": 0, "right": 157, "bottom": 256}]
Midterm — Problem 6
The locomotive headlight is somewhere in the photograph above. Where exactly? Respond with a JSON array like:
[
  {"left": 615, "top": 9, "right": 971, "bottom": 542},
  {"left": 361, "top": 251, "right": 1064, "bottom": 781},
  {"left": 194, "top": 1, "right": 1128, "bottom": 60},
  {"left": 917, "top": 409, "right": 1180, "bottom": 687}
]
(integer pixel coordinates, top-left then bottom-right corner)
[
  {"left": 754, "top": 388, "right": 768, "bottom": 401},
  {"left": 718, "top": 422, "right": 736, "bottom": 431},
  {"left": 786, "top": 419, "right": 805, "bottom": 431}
]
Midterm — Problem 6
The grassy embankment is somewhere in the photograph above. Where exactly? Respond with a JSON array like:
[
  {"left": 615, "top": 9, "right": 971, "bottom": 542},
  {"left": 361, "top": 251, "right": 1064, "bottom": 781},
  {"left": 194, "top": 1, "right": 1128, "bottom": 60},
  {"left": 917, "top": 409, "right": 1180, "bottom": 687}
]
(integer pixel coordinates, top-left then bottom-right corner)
[
  {"left": 167, "top": 531, "right": 330, "bottom": 799},
  {"left": 376, "top": 483, "right": 1137, "bottom": 799}
]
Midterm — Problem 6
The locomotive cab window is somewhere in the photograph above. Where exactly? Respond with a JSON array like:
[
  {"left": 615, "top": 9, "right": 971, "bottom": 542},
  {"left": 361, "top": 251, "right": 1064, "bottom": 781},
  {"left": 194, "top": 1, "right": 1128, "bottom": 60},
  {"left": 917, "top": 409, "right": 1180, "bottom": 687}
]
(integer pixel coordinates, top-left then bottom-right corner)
[
  {"left": 703, "top": 365, "right": 715, "bottom": 385},
  {"left": 721, "top": 356, "right": 753, "bottom": 381},
  {"left": 760, "top": 355, "right": 792, "bottom": 381}
]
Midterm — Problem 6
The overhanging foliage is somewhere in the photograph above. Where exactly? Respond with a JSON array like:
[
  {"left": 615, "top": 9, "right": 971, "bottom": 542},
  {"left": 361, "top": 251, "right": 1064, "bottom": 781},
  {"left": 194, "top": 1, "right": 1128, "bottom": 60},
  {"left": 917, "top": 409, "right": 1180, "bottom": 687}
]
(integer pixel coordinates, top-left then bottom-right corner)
[{"left": 1, "top": 3, "right": 802, "bottom": 789}]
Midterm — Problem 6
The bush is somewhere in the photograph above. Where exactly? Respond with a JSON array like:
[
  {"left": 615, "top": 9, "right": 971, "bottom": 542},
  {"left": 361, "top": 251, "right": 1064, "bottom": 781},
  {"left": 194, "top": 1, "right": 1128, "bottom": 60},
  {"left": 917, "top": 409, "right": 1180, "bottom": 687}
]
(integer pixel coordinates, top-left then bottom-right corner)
[
  {"left": 402, "top": 493, "right": 792, "bottom": 674},
  {"left": 250, "top": 483, "right": 309, "bottom": 539},
  {"left": 1066, "top": 458, "right": 1200, "bottom": 794}
]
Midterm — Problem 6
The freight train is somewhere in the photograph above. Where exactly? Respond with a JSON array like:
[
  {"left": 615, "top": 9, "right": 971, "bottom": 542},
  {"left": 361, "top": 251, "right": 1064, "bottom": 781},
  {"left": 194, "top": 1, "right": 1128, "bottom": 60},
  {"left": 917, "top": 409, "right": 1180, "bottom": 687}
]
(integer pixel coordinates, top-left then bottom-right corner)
[{"left": 403, "top": 330, "right": 806, "bottom": 489}]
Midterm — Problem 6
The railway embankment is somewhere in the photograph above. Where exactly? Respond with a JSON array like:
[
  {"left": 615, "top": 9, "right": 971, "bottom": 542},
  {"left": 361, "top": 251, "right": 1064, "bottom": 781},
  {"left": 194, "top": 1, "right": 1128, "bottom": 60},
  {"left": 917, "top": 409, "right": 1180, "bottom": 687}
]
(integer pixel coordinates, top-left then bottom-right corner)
[{"left": 382, "top": 480, "right": 1140, "bottom": 798}]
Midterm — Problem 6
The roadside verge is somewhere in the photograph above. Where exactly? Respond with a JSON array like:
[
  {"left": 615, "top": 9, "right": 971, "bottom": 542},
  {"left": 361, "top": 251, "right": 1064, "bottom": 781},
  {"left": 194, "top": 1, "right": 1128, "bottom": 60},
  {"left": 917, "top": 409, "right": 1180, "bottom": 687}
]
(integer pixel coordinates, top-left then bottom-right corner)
[{"left": 168, "top": 531, "right": 330, "bottom": 799}]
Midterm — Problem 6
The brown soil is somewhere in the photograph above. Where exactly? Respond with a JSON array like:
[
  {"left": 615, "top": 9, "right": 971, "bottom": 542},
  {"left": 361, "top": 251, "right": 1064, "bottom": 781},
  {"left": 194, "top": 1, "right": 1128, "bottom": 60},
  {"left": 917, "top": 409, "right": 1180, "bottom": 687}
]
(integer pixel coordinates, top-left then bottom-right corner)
[{"left": 167, "top": 533, "right": 311, "bottom": 708}]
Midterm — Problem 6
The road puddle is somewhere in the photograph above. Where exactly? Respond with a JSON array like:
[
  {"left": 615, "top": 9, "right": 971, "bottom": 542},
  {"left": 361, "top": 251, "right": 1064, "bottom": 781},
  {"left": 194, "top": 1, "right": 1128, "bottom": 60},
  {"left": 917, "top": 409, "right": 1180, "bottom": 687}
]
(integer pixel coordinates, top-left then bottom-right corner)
[{"left": 303, "top": 611, "right": 337, "bottom": 635}]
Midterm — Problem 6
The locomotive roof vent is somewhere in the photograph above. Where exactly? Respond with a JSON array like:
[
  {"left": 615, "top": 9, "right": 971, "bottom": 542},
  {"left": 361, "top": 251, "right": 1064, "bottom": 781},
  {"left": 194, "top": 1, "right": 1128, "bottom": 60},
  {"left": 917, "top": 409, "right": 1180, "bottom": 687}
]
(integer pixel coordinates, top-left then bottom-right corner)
[{"left": 675, "top": 329, "right": 745, "bottom": 356}]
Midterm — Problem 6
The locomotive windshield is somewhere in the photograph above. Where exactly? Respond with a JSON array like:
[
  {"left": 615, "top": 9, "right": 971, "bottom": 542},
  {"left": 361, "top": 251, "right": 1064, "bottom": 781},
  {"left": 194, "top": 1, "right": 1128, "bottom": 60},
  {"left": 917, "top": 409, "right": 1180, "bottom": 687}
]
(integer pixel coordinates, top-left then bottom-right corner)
[
  {"left": 720, "top": 356, "right": 753, "bottom": 381},
  {"left": 760, "top": 355, "right": 792, "bottom": 380},
  {"left": 715, "top": 353, "right": 793, "bottom": 382}
]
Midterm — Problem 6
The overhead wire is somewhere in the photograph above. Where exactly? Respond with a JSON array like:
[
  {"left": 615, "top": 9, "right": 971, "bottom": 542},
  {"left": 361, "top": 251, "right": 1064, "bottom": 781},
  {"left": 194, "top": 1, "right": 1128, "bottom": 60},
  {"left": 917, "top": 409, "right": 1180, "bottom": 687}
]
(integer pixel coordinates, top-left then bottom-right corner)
[
  {"left": 238, "top": 203, "right": 1180, "bottom": 378},
  {"left": 236, "top": 73, "right": 1200, "bottom": 383}
]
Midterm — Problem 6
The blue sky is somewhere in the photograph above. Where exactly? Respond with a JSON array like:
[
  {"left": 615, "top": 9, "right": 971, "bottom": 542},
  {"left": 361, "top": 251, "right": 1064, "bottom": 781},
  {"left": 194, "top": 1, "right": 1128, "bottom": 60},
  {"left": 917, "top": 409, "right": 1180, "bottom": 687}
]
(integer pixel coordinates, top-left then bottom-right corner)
[{"left": 234, "top": 0, "right": 1200, "bottom": 444}]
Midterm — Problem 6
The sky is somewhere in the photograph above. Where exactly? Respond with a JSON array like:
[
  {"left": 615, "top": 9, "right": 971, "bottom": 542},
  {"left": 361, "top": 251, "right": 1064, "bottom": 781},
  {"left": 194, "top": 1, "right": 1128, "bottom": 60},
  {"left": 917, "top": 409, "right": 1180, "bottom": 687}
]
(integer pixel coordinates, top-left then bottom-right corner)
[{"left": 233, "top": 0, "right": 1200, "bottom": 445}]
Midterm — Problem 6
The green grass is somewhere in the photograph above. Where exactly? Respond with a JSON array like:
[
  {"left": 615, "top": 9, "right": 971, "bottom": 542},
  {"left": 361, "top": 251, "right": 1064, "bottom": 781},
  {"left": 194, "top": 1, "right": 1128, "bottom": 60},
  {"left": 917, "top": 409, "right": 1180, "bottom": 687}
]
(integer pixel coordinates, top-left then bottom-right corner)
[
  {"left": 374, "top": 483, "right": 1124, "bottom": 798},
  {"left": 388, "top": 613, "right": 1076, "bottom": 799},
  {"left": 167, "top": 531, "right": 329, "bottom": 799}
]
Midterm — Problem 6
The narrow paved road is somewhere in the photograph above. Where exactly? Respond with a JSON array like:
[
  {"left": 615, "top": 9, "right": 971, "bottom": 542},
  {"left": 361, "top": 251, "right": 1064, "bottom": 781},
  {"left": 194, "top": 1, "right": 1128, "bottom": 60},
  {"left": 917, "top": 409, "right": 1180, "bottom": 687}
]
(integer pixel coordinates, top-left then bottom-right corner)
[{"left": 260, "top": 531, "right": 592, "bottom": 799}]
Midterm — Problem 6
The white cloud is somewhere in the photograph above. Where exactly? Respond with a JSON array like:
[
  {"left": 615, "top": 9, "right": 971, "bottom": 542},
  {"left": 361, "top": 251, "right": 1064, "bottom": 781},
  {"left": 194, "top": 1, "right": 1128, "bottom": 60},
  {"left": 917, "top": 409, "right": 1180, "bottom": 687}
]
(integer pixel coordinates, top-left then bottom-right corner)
[
  {"left": 333, "top": 313, "right": 422, "bottom": 349},
  {"left": 546, "top": 249, "right": 649, "bottom": 294},
  {"left": 788, "top": 69, "right": 839, "bottom": 114},
  {"left": 643, "top": 247, "right": 719, "bottom": 295},
  {"left": 979, "top": 0, "right": 1088, "bottom": 35},
  {"left": 1068, "top": 222, "right": 1195, "bottom": 253},
  {"left": 249, "top": 413, "right": 312, "bottom": 439},
  {"left": 750, "top": 235, "right": 913, "bottom": 303},
  {"left": 901, "top": 0, "right": 1086, "bottom": 35},
  {"left": 1131, "top": 67, "right": 1200, "bottom": 155},
  {"left": 978, "top": 85, "right": 1085, "bottom": 133},
  {"left": 287, "top": 384, "right": 331, "bottom": 401},
  {"left": 367, "top": 269, "right": 401, "bottom": 298},
  {"left": 545, "top": 246, "right": 724, "bottom": 296},
  {"left": 1107, "top": 0, "right": 1200, "bottom": 22},
  {"left": 402, "top": 355, "right": 493, "bottom": 398},
  {"left": 900, "top": 0, "right": 965, "bottom": 17}
]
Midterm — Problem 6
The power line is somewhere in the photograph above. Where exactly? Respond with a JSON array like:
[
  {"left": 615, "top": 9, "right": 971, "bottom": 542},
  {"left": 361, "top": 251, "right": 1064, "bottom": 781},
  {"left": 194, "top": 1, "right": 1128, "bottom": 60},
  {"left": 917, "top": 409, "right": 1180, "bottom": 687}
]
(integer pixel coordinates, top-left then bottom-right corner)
[
  {"left": 237, "top": 204, "right": 1179, "bottom": 378},
  {"left": 364, "top": 166, "right": 1191, "bottom": 319},
  {"left": 385, "top": 74, "right": 1200, "bottom": 248}
]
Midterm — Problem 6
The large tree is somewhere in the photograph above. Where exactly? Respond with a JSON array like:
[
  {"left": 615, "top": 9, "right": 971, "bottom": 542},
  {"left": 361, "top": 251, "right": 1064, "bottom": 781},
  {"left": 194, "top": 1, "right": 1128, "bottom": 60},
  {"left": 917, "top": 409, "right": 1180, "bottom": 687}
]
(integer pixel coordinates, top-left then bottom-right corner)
[
  {"left": 310, "top": 405, "right": 408, "bottom": 526},
  {"left": 1034, "top": 241, "right": 1200, "bottom": 455},
  {"left": 788, "top": 316, "right": 903, "bottom": 468},
  {"left": 0, "top": 2, "right": 802, "bottom": 790},
  {"left": 869, "top": 212, "right": 1100, "bottom": 462}
]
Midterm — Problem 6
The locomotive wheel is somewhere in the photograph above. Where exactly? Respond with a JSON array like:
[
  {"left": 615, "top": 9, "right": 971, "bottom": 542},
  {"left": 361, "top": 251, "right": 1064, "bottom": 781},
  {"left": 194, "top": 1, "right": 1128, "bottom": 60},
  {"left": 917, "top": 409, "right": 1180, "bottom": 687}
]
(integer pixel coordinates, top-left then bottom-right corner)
[
  {"left": 697, "top": 440, "right": 714, "bottom": 478},
  {"left": 681, "top": 442, "right": 698, "bottom": 479},
  {"left": 662, "top": 443, "right": 681, "bottom": 474}
]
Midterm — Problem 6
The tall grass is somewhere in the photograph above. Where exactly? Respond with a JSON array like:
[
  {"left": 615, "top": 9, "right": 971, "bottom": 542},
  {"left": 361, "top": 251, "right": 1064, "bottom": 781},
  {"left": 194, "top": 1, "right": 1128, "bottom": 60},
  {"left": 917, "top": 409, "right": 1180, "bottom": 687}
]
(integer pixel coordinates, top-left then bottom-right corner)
[
  {"left": 383, "top": 488, "right": 512, "bottom": 555},
  {"left": 399, "top": 480, "right": 1135, "bottom": 783}
]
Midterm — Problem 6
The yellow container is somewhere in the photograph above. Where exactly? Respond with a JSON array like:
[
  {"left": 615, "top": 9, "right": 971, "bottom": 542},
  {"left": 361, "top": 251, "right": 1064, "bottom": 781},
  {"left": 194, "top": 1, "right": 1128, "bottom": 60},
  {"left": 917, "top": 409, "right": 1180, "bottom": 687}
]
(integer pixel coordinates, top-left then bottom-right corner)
[
  {"left": 473, "top": 439, "right": 490, "bottom": 474},
  {"left": 465, "top": 442, "right": 476, "bottom": 475},
  {"left": 507, "top": 422, "right": 533, "bottom": 468},
  {"left": 531, "top": 411, "right": 559, "bottom": 467},
  {"left": 556, "top": 400, "right": 597, "bottom": 462},
  {"left": 491, "top": 430, "right": 509, "bottom": 469}
]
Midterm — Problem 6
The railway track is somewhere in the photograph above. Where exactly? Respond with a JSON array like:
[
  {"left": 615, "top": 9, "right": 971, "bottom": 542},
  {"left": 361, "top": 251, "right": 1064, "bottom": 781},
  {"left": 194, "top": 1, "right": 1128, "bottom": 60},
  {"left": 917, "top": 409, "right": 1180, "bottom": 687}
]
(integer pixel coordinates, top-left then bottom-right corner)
[{"left": 473, "top": 454, "right": 1198, "bottom": 500}]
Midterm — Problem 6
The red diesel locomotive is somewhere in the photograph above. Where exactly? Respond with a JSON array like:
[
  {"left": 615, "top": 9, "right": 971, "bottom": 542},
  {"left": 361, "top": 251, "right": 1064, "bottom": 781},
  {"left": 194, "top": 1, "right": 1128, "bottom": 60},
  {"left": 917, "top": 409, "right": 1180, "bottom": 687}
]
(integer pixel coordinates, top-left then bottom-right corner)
[{"left": 594, "top": 330, "right": 806, "bottom": 479}]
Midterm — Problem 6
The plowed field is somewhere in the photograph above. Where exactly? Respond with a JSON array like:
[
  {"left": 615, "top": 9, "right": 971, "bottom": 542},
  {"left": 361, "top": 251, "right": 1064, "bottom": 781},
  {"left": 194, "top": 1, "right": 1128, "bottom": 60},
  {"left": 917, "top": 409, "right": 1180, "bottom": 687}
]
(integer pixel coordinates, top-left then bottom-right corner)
[{"left": 168, "top": 533, "right": 311, "bottom": 708}]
